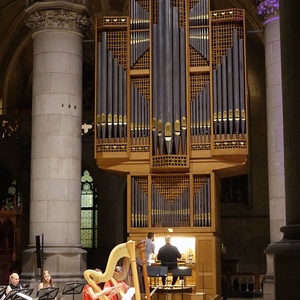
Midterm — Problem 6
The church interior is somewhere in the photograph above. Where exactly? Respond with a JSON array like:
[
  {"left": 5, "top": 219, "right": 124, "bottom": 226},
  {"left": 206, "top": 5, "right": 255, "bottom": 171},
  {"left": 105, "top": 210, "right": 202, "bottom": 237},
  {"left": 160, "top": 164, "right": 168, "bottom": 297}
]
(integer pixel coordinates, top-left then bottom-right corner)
[{"left": 0, "top": 0, "right": 287, "bottom": 299}]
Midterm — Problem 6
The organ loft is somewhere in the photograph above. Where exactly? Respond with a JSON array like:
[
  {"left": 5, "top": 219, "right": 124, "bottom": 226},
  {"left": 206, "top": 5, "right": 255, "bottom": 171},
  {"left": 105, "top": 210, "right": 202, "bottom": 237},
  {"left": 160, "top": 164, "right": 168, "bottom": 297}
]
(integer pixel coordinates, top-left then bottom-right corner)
[{"left": 95, "top": 0, "right": 247, "bottom": 298}]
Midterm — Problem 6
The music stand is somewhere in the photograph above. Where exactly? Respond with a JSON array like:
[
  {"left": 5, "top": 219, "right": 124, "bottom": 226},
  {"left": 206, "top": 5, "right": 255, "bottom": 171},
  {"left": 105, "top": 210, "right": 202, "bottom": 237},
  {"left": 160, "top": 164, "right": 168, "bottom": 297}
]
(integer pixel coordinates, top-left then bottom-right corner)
[
  {"left": 0, "top": 286, "right": 6, "bottom": 299},
  {"left": 15, "top": 288, "right": 34, "bottom": 300},
  {"left": 62, "top": 282, "right": 84, "bottom": 300},
  {"left": 14, "top": 289, "right": 34, "bottom": 300},
  {"left": 4, "top": 290, "right": 21, "bottom": 300},
  {"left": 38, "top": 287, "right": 59, "bottom": 300}
]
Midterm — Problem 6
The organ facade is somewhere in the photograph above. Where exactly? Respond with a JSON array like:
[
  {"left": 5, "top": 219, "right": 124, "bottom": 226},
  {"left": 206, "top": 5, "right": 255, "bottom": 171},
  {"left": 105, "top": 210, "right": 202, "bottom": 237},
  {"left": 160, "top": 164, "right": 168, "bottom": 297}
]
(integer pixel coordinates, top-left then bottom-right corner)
[{"left": 95, "top": 0, "right": 247, "bottom": 298}]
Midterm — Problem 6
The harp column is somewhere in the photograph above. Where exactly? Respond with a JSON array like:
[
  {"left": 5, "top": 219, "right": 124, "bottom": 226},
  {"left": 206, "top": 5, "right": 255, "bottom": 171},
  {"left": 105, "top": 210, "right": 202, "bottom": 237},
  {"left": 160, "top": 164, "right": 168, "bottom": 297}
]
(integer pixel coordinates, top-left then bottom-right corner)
[
  {"left": 23, "top": 1, "right": 89, "bottom": 285},
  {"left": 257, "top": 2, "right": 285, "bottom": 299}
]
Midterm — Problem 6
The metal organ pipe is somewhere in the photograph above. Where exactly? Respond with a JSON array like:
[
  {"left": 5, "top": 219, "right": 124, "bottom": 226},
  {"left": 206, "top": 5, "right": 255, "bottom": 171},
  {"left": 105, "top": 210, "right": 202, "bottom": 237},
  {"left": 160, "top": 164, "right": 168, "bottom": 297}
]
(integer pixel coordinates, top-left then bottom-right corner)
[
  {"left": 211, "top": 28, "right": 245, "bottom": 139},
  {"left": 100, "top": 32, "right": 107, "bottom": 141},
  {"left": 239, "top": 38, "right": 246, "bottom": 138},
  {"left": 152, "top": 0, "right": 186, "bottom": 155},
  {"left": 164, "top": 0, "right": 173, "bottom": 155},
  {"left": 233, "top": 28, "right": 240, "bottom": 138},
  {"left": 227, "top": 48, "right": 234, "bottom": 138}
]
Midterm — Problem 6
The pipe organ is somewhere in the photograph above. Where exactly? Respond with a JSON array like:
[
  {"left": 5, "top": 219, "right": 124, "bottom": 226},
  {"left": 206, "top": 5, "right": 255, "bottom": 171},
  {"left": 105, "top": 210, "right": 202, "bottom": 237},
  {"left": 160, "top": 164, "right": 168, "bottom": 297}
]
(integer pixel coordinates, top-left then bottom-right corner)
[{"left": 95, "top": 0, "right": 247, "bottom": 298}]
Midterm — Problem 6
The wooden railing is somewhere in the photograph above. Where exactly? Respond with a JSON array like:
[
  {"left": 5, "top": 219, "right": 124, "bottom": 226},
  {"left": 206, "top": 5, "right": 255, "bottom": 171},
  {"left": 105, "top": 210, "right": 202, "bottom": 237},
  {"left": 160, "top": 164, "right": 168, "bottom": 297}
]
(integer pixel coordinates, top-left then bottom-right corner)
[{"left": 221, "top": 272, "right": 265, "bottom": 298}]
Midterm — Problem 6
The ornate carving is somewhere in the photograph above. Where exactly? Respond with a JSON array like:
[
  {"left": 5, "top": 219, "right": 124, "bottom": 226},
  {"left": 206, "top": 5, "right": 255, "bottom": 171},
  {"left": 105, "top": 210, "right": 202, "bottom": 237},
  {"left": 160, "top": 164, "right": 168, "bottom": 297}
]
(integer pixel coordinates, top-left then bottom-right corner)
[
  {"left": 25, "top": 9, "right": 89, "bottom": 33},
  {"left": 257, "top": 0, "right": 279, "bottom": 24}
]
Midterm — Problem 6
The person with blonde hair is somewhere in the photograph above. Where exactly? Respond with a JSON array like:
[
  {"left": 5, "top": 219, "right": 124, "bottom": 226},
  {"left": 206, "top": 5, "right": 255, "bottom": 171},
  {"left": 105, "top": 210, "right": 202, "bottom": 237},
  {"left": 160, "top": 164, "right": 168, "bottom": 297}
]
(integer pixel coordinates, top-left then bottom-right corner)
[
  {"left": 38, "top": 270, "right": 54, "bottom": 291},
  {"left": 5, "top": 273, "right": 22, "bottom": 295}
]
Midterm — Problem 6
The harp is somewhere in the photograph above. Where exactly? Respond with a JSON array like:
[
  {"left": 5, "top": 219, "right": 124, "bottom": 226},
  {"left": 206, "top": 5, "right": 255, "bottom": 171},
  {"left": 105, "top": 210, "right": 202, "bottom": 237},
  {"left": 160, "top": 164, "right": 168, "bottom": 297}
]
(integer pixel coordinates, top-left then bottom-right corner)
[{"left": 84, "top": 240, "right": 150, "bottom": 300}]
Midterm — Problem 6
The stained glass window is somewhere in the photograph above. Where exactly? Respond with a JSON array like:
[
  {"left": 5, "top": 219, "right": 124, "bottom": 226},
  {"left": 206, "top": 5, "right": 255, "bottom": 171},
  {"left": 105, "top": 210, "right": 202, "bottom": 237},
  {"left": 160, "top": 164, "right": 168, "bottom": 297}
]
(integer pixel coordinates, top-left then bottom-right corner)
[{"left": 81, "top": 170, "right": 98, "bottom": 248}]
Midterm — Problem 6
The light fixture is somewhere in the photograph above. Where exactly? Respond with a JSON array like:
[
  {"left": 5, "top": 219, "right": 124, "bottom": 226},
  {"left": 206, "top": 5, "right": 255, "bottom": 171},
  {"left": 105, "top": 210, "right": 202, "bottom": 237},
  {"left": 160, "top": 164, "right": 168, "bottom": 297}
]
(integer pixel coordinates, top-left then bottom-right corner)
[{"left": 167, "top": 228, "right": 173, "bottom": 232}]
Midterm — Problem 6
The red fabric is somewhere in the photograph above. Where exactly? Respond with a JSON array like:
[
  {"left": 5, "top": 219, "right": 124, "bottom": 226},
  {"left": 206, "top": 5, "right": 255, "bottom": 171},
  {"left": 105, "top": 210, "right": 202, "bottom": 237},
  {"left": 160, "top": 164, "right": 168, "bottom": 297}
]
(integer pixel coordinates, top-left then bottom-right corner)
[
  {"left": 104, "top": 280, "right": 127, "bottom": 300},
  {"left": 82, "top": 284, "right": 94, "bottom": 300}
]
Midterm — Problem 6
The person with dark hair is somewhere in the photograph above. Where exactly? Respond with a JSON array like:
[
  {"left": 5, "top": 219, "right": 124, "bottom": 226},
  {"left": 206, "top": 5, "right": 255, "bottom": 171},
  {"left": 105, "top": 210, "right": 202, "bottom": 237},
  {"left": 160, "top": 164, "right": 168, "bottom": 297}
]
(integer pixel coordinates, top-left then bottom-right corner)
[
  {"left": 145, "top": 232, "right": 155, "bottom": 266},
  {"left": 157, "top": 236, "right": 181, "bottom": 285}
]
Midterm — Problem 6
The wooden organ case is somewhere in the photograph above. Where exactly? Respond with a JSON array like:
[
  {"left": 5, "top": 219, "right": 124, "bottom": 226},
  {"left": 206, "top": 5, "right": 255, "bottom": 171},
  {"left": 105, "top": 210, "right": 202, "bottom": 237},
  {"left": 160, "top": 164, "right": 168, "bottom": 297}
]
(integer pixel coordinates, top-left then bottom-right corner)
[{"left": 95, "top": 0, "right": 248, "bottom": 298}]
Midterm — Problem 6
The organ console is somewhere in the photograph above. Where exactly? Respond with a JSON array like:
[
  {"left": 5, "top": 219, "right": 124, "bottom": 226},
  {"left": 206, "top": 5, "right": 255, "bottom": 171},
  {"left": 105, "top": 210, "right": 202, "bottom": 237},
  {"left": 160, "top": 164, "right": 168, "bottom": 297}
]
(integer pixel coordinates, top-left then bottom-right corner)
[{"left": 94, "top": 0, "right": 248, "bottom": 298}]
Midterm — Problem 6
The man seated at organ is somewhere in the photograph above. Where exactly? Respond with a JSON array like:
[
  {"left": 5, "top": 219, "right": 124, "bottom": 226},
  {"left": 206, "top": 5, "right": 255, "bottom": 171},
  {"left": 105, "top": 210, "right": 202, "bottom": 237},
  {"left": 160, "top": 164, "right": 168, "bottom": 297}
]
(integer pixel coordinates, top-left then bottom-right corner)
[{"left": 157, "top": 236, "right": 181, "bottom": 285}]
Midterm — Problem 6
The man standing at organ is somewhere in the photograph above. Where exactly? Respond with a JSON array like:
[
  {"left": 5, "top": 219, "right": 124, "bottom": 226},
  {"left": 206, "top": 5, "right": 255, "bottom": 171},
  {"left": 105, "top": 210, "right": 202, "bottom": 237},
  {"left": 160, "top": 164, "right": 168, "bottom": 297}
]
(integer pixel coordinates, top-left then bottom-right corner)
[
  {"left": 157, "top": 236, "right": 181, "bottom": 285},
  {"left": 145, "top": 232, "right": 155, "bottom": 266}
]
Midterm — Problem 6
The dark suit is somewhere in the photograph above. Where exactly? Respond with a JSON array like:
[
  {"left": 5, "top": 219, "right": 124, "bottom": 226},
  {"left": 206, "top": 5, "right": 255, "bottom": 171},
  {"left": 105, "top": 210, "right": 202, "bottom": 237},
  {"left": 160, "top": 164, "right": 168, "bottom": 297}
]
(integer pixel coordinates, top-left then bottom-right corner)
[{"left": 157, "top": 243, "right": 181, "bottom": 285}]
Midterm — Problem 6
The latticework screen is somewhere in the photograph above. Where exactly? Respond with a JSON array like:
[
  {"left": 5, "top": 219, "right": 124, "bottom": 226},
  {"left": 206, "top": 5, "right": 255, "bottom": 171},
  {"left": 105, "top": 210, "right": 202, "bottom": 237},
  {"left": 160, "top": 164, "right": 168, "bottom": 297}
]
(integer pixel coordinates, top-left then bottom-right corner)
[{"left": 130, "top": 174, "right": 211, "bottom": 229}]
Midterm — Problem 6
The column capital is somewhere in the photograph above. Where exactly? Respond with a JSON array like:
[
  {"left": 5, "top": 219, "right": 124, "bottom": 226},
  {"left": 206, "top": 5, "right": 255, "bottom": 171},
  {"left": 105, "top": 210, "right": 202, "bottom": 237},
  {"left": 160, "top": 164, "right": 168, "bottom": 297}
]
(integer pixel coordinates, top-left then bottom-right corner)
[
  {"left": 25, "top": 1, "right": 89, "bottom": 34},
  {"left": 257, "top": 0, "right": 279, "bottom": 25}
]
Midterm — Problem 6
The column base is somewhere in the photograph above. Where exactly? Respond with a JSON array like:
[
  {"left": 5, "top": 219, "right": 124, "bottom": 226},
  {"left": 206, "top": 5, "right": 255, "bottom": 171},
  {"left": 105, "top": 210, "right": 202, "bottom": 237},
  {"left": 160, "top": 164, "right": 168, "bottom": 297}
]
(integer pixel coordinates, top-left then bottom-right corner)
[
  {"left": 265, "top": 224, "right": 300, "bottom": 300},
  {"left": 21, "top": 247, "right": 87, "bottom": 290}
]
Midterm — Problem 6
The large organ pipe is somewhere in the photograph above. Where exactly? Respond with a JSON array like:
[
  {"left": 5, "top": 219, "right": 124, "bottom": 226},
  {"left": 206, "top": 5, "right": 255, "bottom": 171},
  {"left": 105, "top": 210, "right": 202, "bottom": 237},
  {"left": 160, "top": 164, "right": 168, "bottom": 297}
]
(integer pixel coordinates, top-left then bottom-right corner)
[
  {"left": 164, "top": 0, "right": 173, "bottom": 155},
  {"left": 191, "top": 98, "right": 195, "bottom": 140},
  {"left": 118, "top": 65, "right": 123, "bottom": 139},
  {"left": 239, "top": 38, "right": 246, "bottom": 137},
  {"left": 213, "top": 69, "right": 217, "bottom": 137},
  {"left": 130, "top": 82, "right": 134, "bottom": 140},
  {"left": 131, "top": 177, "right": 135, "bottom": 227},
  {"left": 222, "top": 55, "right": 228, "bottom": 138},
  {"left": 141, "top": 94, "right": 145, "bottom": 143},
  {"left": 152, "top": 23, "right": 158, "bottom": 154},
  {"left": 157, "top": 0, "right": 164, "bottom": 155},
  {"left": 233, "top": 28, "right": 240, "bottom": 138},
  {"left": 123, "top": 70, "right": 127, "bottom": 139},
  {"left": 180, "top": 27, "right": 187, "bottom": 154},
  {"left": 107, "top": 51, "right": 113, "bottom": 141},
  {"left": 227, "top": 47, "right": 234, "bottom": 138},
  {"left": 206, "top": 82, "right": 210, "bottom": 137},
  {"left": 195, "top": 94, "right": 200, "bottom": 141},
  {"left": 113, "top": 58, "right": 118, "bottom": 141},
  {"left": 100, "top": 32, "right": 107, "bottom": 141},
  {"left": 173, "top": 7, "right": 180, "bottom": 154},
  {"left": 134, "top": 85, "right": 138, "bottom": 142},
  {"left": 217, "top": 64, "right": 222, "bottom": 136},
  {"left": 97, "top": 40, "right": 101, "bottom": 142},
  {"left": 137, "top": 89, "right": 141, "bottom": 141},
  {"left": 199, "top": 92, "right": 203, "bottom": 142},
  {"left": 207, "top": 177, "right": 211, "bottom": 226}
]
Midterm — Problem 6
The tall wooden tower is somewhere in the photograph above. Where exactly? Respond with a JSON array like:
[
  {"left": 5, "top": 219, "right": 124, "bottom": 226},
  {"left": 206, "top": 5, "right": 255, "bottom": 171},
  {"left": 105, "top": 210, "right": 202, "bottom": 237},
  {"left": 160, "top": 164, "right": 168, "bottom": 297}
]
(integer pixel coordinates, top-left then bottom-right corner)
[{"left": 95, "top": 0, "right": 247, "bottom": 298}]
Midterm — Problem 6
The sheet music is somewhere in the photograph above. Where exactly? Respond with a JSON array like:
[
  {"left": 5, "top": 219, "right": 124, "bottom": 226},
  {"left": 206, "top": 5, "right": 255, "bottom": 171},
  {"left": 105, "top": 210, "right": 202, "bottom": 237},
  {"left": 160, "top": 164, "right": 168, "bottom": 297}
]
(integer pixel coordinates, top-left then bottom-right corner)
[
  {"left": 121, "top": 288, "right": 135, "bottom": 300},
  {"left": 16, "top": 293, "right": 33, "bottom": 300}
]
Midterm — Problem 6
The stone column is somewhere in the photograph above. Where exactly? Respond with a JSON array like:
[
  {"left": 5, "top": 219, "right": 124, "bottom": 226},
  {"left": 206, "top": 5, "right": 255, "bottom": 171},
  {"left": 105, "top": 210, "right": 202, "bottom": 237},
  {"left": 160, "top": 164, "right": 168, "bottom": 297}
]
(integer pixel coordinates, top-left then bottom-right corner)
[
  {"left": 257, "top": 1, "right": 285, "bottom": 299},
  {"left": 23, "top": 1, "right": 89, "bottom": 287},
  {"left": 265, "top": 1, "right": 300, "bottom": 299}
]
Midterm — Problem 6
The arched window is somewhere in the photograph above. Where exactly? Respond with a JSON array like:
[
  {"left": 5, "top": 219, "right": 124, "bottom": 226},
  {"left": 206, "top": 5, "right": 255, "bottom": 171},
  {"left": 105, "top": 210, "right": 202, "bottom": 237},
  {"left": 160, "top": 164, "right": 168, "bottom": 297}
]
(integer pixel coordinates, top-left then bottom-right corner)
[{"left": 81, "top": 170, "right": 98, "bottom": 248}]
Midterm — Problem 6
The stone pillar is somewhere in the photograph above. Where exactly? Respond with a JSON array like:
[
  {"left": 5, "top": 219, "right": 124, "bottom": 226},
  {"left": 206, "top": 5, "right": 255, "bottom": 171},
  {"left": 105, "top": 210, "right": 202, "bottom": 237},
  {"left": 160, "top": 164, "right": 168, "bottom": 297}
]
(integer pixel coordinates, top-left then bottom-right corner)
[
  {"left": 265, "top": 1, "right": 300, "bottom": 299},
  {"left": 257, "top": 1, "right": 284, "bottom": 299},
  {"left": 23, "top": 1, "right": 89, "bottom": 287}
]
